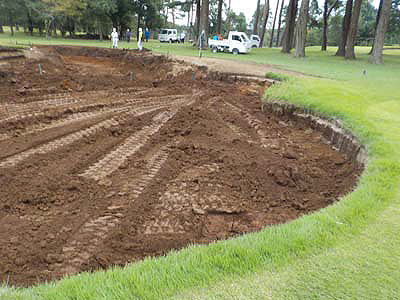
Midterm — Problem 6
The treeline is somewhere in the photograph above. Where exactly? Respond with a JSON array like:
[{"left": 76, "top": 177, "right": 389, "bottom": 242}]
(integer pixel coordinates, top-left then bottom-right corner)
[
  {"left": 197, "top": 0, "right": 399, "bottom": 63},
  {"left": 273, "top": 0, "right": 400, "bottom": 62},
  {"left": 0, "top": 0, "right": 166, "bottom": 39},
  {"left": 0, "top": 0, "right": 399, "bottom": 63},
  {"left": 0, "top": 0, "right": 246, "bottom": 40}
]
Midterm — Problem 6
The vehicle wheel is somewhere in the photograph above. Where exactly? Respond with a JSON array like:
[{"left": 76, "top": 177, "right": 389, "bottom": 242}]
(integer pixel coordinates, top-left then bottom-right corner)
[
  {"left": 252, "top": 45, "right": 258, "bottom": 48},
  {"left": 169, "top": 39, "right": 172, "bottom": 43},
  {"left": 212, "top": 46, "right": 218, "bottom": 53},
  {"left": 232, "top": 48, "right": 239, "bottom": 55}
]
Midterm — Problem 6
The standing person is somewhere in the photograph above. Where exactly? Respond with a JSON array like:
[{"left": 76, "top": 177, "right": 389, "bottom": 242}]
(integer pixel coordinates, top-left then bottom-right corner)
[
  {"left": 145, "top": 28, "right": 150, "bottom": 42},
  {"left": 111, "top": 28, "right": 119, "bottom": 48},
  {"left": 180, "top": 31, "right": 186, "bottom": 43},
  {"left": 126, "top": 29, "right": 132, "bottom": 43},
  {"left": 138, "top": 28, "right": 143, "bottom": 51}
]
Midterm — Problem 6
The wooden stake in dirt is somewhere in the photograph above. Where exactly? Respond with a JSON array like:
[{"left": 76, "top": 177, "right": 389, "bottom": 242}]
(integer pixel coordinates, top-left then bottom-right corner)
[
  {"left": 38, "top": 64, "right": 43, "bottom": 75},
  {"left": 130, "top": 71, "right": 134, "bottom": 81}
]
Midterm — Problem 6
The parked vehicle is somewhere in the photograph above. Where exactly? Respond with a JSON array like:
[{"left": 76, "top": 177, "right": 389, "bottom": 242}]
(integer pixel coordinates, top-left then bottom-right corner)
[
  {"left": 250, "top": 35, "right": 261, "bottom": 48},
  {"left": 208, "top": 31, "right": 251, "bottom": 55},
  {"left": 159, "top": 29, "right": 179, "bottom": 43}
]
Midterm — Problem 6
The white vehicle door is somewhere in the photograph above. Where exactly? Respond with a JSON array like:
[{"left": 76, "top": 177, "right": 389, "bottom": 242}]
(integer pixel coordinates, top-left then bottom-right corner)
[
  {"left": 252, "top": 36, "right": 260, "bottom": 47},
  {"left": 231, "top": 34, "right": 242, "bottom": 48},
  {"left": 241, "top": 34, "right": 251, "bottom": 49},
  {"left": 159, "top": 29, "right": 168, "bottom": 41}
]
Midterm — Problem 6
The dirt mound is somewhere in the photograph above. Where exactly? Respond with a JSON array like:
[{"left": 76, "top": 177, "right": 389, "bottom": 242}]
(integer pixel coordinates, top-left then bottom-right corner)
[
  {"left": 0, "top": 46, "right": 362, "bottom": 286},
  {"left": 53, "top": 45, "right": 150, "bottom": 58}
]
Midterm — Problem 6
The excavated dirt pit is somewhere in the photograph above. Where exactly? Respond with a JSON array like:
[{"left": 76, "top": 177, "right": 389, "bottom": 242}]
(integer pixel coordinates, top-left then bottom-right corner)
[{"left": 0, "top": 46, "right": 362, "bottom": 286}]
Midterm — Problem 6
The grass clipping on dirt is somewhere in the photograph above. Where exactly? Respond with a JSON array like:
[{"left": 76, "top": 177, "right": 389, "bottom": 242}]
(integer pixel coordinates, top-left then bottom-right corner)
[{"left": 1, "top": 44, "right": 400, "bottom": 299}]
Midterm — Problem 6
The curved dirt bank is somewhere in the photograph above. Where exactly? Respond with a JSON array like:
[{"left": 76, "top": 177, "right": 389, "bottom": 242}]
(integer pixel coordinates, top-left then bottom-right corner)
[{"left": 0, "top": 46, "right": 362, "bottom": 286}]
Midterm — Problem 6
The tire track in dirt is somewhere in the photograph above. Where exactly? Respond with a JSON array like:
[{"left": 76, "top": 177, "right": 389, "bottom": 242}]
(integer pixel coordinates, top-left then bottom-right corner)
[
  {"left": 78, "top": 95, "right": 196, "bottom": 181},
  {"left": 0, "top": 93, "right": 187, "bottom": 126},
  {"left": 141, "top": 163, "right": 222, "bottom": 235},
  {"left": 0, "top": 118, "right": 119, "bottom": 168},
  {"left": 79, "top": 110, "right": 177, "bottom": 181},
  {"left": 0, "top": 103, "right": 173, "bottom": 168},
  {"left": 59, "top": 96, "right": 198, "bottom": 275},
  {"left": 60, "top": 145, "right": 172, "bottom": 275},
  {"left": 0, "top": 95, "right": 189, "bottom": 142},
  {"left": 0, "top": 96, "right": 80, "bottom": 123},
  {"left": 0, "top": 87, "right": 169, "bottom": 124},
  {"left": 224, "top": 101, "right": 269, "bottom": 147},
  {"left": 7, "top": 87, "right": 146, "bottom": 105},
  {"left": 0, "top": 109, "right": 117, "bottom": 142}
]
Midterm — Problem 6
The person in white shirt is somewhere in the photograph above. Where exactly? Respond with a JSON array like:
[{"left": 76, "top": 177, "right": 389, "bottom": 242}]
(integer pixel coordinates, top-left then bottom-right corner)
[
  {"left": 111, "top": 28, "right": 119, "bottom": 49},
  {"left": 180, "top": 31, "right": 186, "bottom": 43},
  {"left": 138, "top": 28, "right": 143, "bottom": 51}
]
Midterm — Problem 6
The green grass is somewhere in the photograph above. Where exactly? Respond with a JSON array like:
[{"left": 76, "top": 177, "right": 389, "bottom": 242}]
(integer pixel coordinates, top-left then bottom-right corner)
[
  {"left": 264, "top": 72, "right": 290, "bottom": 81},
  {"left": 1, "top": 30, "right": 400, "bottom": 299}
]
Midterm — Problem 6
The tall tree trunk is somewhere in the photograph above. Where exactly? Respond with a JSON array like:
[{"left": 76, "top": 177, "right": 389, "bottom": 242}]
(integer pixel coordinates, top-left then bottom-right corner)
[
  {"left": 191, "top": 0, "right": 195, "bottom": 25},
  {"left": 226, "top": 0, "right": 232, "bottom": 33},
  {"left": 198, "top": 0, "right": 209, "bottom": 48},
  {"left": 98, "top": 18, "right": 103, "bottom": 41},
  {"left": 294, "top": 0, "right": 310, "bottom": 57},
  {"left": 46, "top": 18, "right": 54, "bottom": 39},
  {"left": 369, "top": 0, "right": 391, "bottom": 64},
  {"left": 259, "top": 0, "right": 270, "bottom": 47},
  {"left": 195, "top": 0, "right": 201, "bottom": 39},
  {"left": 39, "top": 22, "right": 44, "bottom": 36},
  {"left": 269, "top": 0, "right": 280, "bottom": 47},
  {"left": 216, "top": 0, "right": 223, "bottom": 34},
  {"left": 190, "top": 0, "right": 195, "bottom": 39},
  {"left": 0, "top": 25, "right": 3, "bottom": 34},
  {"left": 336, "top": 0, "right": 352, "bottom": 56},
  {"left": 8, "top": 15, "right": 15, "bottom": 36},
  {"left": 345, "top": 0, "right": 362, "bottom": 59},
  {"left": 321, "top": 0, "right": 329, "bottom": 51},
  {"left": 171, "top": 8, "right": 176, "bottom": 25},
  {"left": 281, "top": 0, "right": 298, "bottom": 53},
  {"left": 369, "top": 0, "right": 383, "bottom": 54},
  {"left": 253, "top": 0, "right": 261, "bottom": 35},
  {"left": 276, "top": 0, "right": 285, "bottom": 46},
  {"left": 321, "top": 0, "right": 339, "bottom": 51},
  {"left": 187, "top": 1, "right": 191, "bottom": 28},
  {"left": 165, "top": 3, "right": 169, "bottom": 23},
  {"left": 27, "top": 12, "right": 34, "bottom": 36}
]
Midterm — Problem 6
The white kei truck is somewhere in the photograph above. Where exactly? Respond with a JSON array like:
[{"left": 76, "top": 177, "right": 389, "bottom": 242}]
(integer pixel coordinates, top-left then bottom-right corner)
[{"left": 208, "top": 31, "right": 251, "bottom": 55}]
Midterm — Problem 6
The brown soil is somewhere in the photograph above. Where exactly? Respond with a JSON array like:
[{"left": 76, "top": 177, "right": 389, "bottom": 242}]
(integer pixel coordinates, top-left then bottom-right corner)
[{"left": 0, "top": 46, "right": 362, "bottom": 287}]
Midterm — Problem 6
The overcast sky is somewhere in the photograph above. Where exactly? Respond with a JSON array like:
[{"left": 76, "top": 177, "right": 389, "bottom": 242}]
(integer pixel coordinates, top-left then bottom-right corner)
[{"left": 230, "top": 0, "right": 264, "bottom": 23}]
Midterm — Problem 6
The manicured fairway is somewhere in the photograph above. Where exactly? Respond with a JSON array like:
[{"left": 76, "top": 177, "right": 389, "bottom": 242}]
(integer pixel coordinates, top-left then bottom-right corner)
[{"left": 1, "top": 30, "right": 400, "bottom": 299}]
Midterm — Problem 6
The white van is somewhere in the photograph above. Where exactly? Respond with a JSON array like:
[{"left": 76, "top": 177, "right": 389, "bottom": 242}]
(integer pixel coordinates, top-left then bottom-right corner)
[{"left": 159, "top": 29, "right": 179, "bottom": 43}]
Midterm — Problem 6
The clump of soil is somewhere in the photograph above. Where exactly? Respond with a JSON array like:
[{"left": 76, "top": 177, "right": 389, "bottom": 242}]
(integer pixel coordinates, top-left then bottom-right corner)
[{"left": 0, "top": 46, "right": 362, "bottom": 286}]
